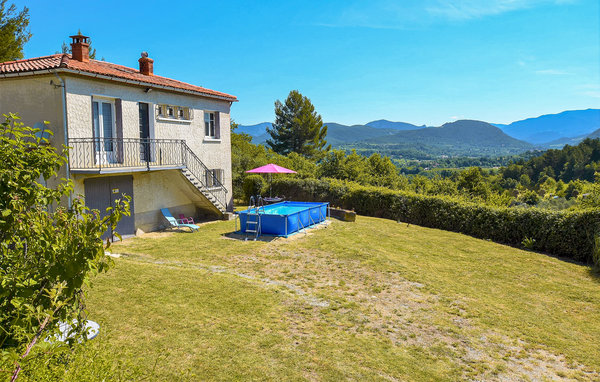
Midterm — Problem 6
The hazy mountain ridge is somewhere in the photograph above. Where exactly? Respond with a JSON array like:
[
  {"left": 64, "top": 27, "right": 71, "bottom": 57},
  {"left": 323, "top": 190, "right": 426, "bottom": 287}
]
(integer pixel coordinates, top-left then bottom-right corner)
[
  {"left": 365, "top": 120, "right": 530, "bottom": 146},
  {"left": 495, "top": 109, "right": 600, "bottom": 145},
  {"left": 237, "top": 109, "right": 599, "bottom": 157},
  {"left": 356, "top": 120, "right": 533, "bottom": 157},
  {"left": 365, "top": 120, "right": 427, "bottom": 130},
  {"left": 587, "top": 128, "right": 600, "bottom": 139}
]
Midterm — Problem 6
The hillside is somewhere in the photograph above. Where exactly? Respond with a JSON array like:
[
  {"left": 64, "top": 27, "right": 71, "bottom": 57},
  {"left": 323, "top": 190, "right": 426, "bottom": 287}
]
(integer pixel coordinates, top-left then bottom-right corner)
[
  {"left": 542, "top": 135, "right": 588, "bottom": 149},
  {"left": 323, "top": 123, "right": 399, "bottom": 145},
  {"left": 365, "top": 120, "right": 426, "bottom": 130},
  {"left": 236, "top": 122, "right": 271, "bottom": 135},
  {"left": 502, "top": 137, "right": 600, "bottom": 183},
  {"left": 588, "top": 128, "right": 600, "bottom": 139},
  {"left": 537, "top": 126, "right": 600, "bottom": 149},
  {"left": 496, "top": 109, "right": 600, "bottom": 144},
  {"left": 239, "top": 122, "right": 400, "bottom": 146},
  {"left": 359, "top": 120, "right": 533, "bottom": 157}
]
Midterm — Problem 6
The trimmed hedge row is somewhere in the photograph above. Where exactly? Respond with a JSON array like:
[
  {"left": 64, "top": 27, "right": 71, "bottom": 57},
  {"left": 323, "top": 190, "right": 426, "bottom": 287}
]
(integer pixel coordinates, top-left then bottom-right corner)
[{"left": 271, "top": 177, "right": 600, "bottom": 264}]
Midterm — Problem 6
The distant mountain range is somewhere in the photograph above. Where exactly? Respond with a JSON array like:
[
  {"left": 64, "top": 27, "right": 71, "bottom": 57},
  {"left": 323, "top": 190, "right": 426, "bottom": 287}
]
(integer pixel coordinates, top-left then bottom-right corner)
[
  {"left": 494, "top": 109, "right": 600, "bottom": 145},
  {"left": 365, "top": 120, "right": 531, "bottom": 147},
  {"left": 237, "top": 109, "right": 600, "bottom": 158},
  {"left": 236, "top": 122, "right": 270, "bottom": 136}
]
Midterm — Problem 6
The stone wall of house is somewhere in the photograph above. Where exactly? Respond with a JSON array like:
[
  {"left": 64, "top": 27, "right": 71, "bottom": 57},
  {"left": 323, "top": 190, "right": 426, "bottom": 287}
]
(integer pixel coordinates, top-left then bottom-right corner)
[
  {"left": 0, "top": 74, "right": 68, "bottom": 192},
  {"left": 72, "top": 169, "right": 220, "bottom": 232},
  {"left": 64, "top": 75, "right": 234, "bottom": 210}
]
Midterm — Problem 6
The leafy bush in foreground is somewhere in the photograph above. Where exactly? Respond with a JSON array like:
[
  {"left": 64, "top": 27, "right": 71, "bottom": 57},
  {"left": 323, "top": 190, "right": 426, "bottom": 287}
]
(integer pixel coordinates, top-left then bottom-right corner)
[
  {"left": 0, "top": 114, "right": 129, "bottom": 379},
  {"left": 272, "top": 177, "right": 600, "bottom": 264}
]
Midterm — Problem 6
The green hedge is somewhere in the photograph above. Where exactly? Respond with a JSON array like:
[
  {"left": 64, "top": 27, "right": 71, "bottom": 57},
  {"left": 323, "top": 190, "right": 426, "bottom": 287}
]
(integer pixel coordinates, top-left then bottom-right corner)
[
  {"left": 271, "top": 178, "right": 600, "bottom": 264},
  {"left": 242, "top": 175, "right": 266, "bottom": 203}
]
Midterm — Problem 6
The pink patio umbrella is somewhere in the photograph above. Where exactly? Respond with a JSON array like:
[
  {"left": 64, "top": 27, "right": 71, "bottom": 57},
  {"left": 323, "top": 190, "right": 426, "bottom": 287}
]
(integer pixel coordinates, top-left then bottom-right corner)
[{"left": 245, "top": 163, "right": 297, "bottom": 198}]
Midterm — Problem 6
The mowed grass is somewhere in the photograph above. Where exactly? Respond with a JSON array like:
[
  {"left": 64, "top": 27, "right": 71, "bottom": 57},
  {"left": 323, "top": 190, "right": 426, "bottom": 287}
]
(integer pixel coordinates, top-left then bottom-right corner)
[{"left": 32, "top": 215, "right": 600, "bottom": 380}]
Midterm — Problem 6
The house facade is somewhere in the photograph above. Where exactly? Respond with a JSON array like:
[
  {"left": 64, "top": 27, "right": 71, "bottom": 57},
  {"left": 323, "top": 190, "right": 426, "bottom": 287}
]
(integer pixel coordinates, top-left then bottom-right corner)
[{"left": 0, "top": 34, "right": 236, "bottom": 236}]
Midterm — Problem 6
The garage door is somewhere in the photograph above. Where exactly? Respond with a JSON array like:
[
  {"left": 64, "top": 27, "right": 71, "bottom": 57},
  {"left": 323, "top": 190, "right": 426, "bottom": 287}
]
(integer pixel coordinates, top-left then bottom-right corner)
[{"left": 84, "top": 175, "right": 135, "bottom": 239}]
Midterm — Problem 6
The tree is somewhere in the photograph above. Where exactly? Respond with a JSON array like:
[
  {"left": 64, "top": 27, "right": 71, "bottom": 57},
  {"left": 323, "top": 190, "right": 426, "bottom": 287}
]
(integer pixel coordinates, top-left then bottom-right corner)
[
  {"left": 0, "top": 114, "right": 128, "bottom": 379},
  {"left": 457, "top": 167, "right": 491, "bottom": 200},
  {"left": 0, "top": 0, "right": 31, "bottom": 62},
  {"left": 367, "top": 153, "right": 402, "bottom": 189},
  {"left": 318, "top": 149, "right": 368, "bottom": 182},
  {"left": 266, "top": 90, "right": 330, "bottom": 159}
]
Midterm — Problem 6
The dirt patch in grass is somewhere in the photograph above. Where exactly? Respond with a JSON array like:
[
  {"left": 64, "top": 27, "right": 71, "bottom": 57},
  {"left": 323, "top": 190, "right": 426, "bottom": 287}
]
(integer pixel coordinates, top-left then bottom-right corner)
[{"left": 212, "top": 242, "right": 599, "bottom": 381}]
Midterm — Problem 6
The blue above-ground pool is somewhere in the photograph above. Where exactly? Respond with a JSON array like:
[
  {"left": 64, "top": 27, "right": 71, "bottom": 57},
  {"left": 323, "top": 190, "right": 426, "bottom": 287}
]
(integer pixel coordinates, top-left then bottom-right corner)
[{"left": 237, "top": 201, "right": 329, "bottom": 237}]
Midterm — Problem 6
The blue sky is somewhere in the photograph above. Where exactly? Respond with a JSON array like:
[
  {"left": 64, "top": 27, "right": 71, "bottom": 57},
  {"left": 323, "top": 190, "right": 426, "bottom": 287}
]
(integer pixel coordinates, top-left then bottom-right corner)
[{"left": 14, "top": 0, "right": 600, "bottom": 126}]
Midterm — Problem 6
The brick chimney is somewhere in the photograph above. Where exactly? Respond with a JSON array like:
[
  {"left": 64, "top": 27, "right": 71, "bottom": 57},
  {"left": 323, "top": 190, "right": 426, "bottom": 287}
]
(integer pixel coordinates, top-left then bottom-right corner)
[
  {"left": 138, "top": 52, "right": 154, "bottom": 76},
  {"left": 70, "top": 33, "right": 90, "bottom": 62}
]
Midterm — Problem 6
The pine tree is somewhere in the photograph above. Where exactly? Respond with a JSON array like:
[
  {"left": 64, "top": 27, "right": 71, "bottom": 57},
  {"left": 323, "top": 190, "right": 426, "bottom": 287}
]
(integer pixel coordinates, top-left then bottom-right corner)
[
  {"left": 0, "top": 0, "right": 31, "bottom": 62},
  {"left": 266, "top": 90, "right": 330, "bottom": 159}
]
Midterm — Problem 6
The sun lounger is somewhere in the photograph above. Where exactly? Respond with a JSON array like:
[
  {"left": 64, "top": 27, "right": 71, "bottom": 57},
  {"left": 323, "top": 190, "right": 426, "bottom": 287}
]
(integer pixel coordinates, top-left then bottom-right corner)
[{"left": 161, "top": 208, "right": 198, "bottom": 232}]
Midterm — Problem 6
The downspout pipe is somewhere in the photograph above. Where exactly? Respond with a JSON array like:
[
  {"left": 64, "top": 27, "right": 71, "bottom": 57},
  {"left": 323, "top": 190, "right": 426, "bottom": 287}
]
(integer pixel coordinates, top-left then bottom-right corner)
[{"left": 52, "top": 71, "right": 71, "bottom": 208}]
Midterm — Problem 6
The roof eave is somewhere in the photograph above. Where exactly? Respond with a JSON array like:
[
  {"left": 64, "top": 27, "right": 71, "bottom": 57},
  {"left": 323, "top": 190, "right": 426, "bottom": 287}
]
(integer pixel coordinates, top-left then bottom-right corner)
[{"left": 0, "top": 67, "right": 238, "bottom": 102}]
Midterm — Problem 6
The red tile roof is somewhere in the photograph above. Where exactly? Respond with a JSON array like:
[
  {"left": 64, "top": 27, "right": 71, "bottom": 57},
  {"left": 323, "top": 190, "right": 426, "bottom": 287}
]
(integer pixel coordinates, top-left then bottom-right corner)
[{"left": 0, "top": 54, "right": 237, "bottom": 102}]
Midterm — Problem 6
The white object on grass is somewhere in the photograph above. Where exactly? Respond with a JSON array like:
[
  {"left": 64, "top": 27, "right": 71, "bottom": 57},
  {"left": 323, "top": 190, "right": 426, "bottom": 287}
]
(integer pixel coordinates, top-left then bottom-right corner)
[{"left": 51, "top": 320, "right": 100, "bottom": 343}]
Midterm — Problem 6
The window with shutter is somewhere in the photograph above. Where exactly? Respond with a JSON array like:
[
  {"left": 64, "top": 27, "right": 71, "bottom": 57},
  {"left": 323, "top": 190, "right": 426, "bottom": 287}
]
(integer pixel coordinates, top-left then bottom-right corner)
[{"left": 204, "top": 112, "right": 216, "bottom": 138}]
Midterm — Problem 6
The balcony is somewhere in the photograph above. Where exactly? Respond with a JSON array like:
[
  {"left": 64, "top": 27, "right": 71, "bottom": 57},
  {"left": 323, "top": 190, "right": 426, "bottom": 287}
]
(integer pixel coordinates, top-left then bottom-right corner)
[
  {"left": 68, "top": 137, "right": 229, "bottom": 212},
  {"left": 68, "top": 138, "right": 186, "bottom": 174}
]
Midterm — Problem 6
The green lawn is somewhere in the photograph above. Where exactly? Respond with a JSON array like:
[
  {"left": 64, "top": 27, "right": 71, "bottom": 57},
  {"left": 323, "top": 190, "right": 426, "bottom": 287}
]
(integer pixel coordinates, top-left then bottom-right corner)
[{"left": 23, "top": 216, "right": 600, "bottom": 381}]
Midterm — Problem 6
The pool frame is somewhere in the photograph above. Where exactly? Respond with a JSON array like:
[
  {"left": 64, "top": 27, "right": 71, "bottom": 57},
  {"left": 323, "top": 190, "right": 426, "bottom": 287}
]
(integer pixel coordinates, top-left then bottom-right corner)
[{"left": 236, "top": 201, "right": 329, "bottom": 237}]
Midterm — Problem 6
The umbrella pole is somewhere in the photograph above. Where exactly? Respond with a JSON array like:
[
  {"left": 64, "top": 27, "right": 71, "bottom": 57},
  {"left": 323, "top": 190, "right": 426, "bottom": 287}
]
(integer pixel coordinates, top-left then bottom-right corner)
[{"left": 269, "top": 173, "right": 272, "bottom": 197}]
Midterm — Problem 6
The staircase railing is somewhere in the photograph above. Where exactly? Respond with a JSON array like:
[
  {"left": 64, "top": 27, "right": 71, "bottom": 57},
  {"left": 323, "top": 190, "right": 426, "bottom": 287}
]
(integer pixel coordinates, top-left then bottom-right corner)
[{"left": 181, "top": 142, "right": 228, "bottom": 211}]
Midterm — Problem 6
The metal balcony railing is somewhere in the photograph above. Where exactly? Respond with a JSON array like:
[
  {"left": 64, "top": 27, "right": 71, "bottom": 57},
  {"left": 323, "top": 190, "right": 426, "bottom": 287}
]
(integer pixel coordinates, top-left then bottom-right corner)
[
  {"left": 68, "top": 138, "right": 228, "bottom": 211},
  {"left": 68, "top": 138, "right": 185, "bottom": 171}
]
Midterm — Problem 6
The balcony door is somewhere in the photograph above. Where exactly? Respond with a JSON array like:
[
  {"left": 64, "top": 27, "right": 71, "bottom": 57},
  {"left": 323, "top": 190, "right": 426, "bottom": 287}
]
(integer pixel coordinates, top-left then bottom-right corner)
[{"left": 93, "top": 99, "right": 117, "bottom": 164}]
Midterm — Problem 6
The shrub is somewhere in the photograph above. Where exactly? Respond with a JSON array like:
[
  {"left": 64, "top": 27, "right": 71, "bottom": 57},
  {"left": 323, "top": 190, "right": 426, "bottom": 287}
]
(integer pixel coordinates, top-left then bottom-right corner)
[
  {"left": 518, "top": 189, "right": 541, "bottom": 205},
  {"left": 271, "top": 177, "right": 600, "bottom": 265},
  {"left": 0, "top": 114, "right": 129, "bottom": 379},
  {"left": 242, "top": 175, "right": 266, "bottom": 202}
]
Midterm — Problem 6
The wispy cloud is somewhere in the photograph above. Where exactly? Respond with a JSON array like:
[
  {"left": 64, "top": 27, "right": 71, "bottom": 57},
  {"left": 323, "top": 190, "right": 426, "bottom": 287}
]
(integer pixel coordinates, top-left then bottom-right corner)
[
  {"left": 426, "top": 0, "right": 575, "bottom": 20},
  {"left": 578, "top": 84, "right": 600, "bottom": 98},
  {"left": 315, "top": 0, "right": 576, "bottom": 29},
  {"left": 534, "top": 69, "right": 572, "bottom": 75},
  {"left": 315, "top": 2, "right": 426, "bottom": 30}
]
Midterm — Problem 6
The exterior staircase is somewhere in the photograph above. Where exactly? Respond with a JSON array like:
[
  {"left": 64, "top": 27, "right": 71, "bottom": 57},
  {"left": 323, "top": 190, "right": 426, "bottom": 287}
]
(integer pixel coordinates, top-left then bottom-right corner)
[
  {"left": 181, "top": 168, "right": 227, "bottom": 213},
  {"left": 180, "top": 142, "right": 228, "bottom": 214}
]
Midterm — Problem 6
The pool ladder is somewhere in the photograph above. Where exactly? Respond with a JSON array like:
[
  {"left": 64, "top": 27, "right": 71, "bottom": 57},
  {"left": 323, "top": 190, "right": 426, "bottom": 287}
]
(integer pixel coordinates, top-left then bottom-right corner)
[{"left": 245, "top": 195, "right": 265, "bottom": 241}]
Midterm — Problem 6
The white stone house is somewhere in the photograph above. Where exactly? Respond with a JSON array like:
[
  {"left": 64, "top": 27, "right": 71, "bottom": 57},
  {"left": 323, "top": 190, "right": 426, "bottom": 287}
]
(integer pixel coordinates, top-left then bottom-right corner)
[{"left": 0, "top": 34, "right": 237, "bottom": 236}]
